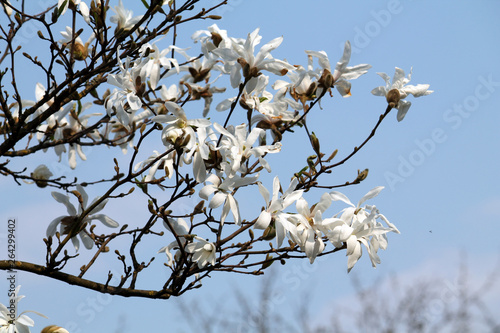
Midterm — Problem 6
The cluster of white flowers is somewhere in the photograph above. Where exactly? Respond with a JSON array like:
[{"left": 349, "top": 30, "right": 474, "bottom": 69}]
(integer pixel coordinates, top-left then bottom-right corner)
[{"left": 32, "top": 1, "right": 434, "bottom": 272}]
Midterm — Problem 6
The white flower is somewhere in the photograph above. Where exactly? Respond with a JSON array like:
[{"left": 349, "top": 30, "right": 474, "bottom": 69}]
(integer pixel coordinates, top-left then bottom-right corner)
[
  {"left": 254, "top": 176, "right": 303, "bottom": 247},
  {"left": 185, "top": 236, "right": 216, "bottom": 268},
  {"left": 159, "top": 84, "right": 180, "bottom": 102},
  {"left": 47, "top": 185, "right": 119, "bottom": 251},
  {"left": 134, "top": 149, "right": 175, "bottom": 182},
  {"left": 192, "top": 24, "right": 232, "bottom": 53},
  {"left": 139, "top": 43, "right": 185, "bottom": 89},
  {"left": 199, "top": 172, "right": 259, "bottom": 226},
  {"left": 35, "top": 89, "right": 97, "bottom": 169},
  {"left": 158, "top": 218, "right": 190, "bottom": 267},
  {"left": 106, "top": 53, "right": 146, "bottom": 127},
  {"left": 371, "top": 67, "right": 433, "bottom": 121},
  {"left": 288, "top": 193, "right": 333, "bottom": 263},
  {"left": 24, "top": 165, "right": 53, "bottom": 188},
  {"left": 152, "top": 101, "right": 211, "bottom": 150},
  {"left": 58, "top": 26, "right": 95, "bottom": 60},
  {"left": 328, "top": 187, "right": 400, "bottom": 272},
  {"left": 110, "top": 0, "right": 143, "bottom": 32},
  {"left": 305, "top": 41, "right": 371, "bottom": 97},
  {"left": 214, "top": 123, "right": 281, "bottom": 175},
  {"left": 212, "top": 28, "right": 294, "bottom": 92},
  {"left": 57, "top": 0, "right": 90, "bottom": 24},
  {"left": 0, "top": 286, "right": 47, "bottom": 333}
]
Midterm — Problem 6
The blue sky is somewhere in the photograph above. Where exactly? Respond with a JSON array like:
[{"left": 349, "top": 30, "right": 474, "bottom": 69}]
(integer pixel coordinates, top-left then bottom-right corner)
[{"left": 2, "top": 0, "right": 500, "bottom": 331}]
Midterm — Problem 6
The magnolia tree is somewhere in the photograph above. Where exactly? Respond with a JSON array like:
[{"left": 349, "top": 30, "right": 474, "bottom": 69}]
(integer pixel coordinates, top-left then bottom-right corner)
[{"left": 0, "top": 0, "right": 433, "bottom": 331}]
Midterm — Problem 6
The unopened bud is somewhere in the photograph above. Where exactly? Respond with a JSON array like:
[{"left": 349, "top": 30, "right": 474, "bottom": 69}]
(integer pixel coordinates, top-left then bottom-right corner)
[
  {"left": 262, "top": 224, "right": 276, "bottom": 240},
  {"left": 354, "top": 168, "right": 369, "bottom": 183},
  {"left": 311, "top": 132, "right": 320, "bottom": 154},
  {"left": 261, "top": 253, "right": 274, "bottom": 269},
  {"left": 41, "top": 325, "right": 69, "bottom": 333}
]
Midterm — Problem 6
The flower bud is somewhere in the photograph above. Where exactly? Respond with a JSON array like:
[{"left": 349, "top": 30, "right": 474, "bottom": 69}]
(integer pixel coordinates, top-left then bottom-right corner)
[
  {"left": 311, "top": 132, "right": 320, "bottom": 154},
  {"left": 41, "top": 325, "right": 69, "bottom": 333},
  {"left": 354, "top": 168, "right": 369, "bottom": 183},
  {"left": 262, "top": 223, "right": 276, "bottom": 240}
]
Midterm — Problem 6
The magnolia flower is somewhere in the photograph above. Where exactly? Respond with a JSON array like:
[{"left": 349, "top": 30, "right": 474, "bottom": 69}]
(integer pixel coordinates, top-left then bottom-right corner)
[
  {"left": 134, "top": 149, "right": 175, "bottom": 182},
  {"left": 102, "top": 108, "right": 154, "bottom": 155},
  {"left": 106, "top": 54, "right": 146, "bottom": 127},
  {"left": 371, "top": 67, "right": 433, "bottom": 121},
  {"left": 47, "top": 185, "right": 119, "bottom": 251},
  {"left": 57, "top": 0, "right": 90, "bottom": 24},
  {"left": 35, "top": 89, "right": 97, "bottom": 169},
  {"left": 110, "top": 0, "right": 143, "bottom": 32},
  {"left": 305, "top": 41, "right": 371, "bottom": 97},
  {"left": 24, "top": 165, "right": 53, "bottom": 188},
  {"left": 288, "top": 193, "right": 334, "bottom": 263},
  {"left": 158, "top": 218, "right": 190, "bottom": 267},
  {"left": 328, "top": 187, "right": 400, "bottom": 272},
  {"left": 214, "top": 123, "right": 281, "bottom": 175},
  {"left": 139, "top": 43, "right": 185, "bottom": 89},
  {"left": 152, "top": 101, "right": 211, "bottom": 150},
  {"left": 274, "top": 63, "right": 318, "bottom": 106},
  {"left": 185, "top": 236, "right": 216, "bottom": 268},
  {"left": 192, "top": 24, "right": 233, "bottom": 53},
  {"left": 254, "top": 176, "right": 303, "bottom": 247},
  {"left": 182, "top": 125, "right": 219, "bottom": 182},
  {"left": 59, "top": 26, "right": 95, "bottom": 61},
  {"left": 199, "top": 172, "right": 259, "bottom": 225},
  {"left": 0, "top": 286, "right": 47, "bottom": 333},
  {"left": 159, "top": 84, "right": 180, "bottom": 103},
  {"left": 212, "top": 27, "right": 294, "bottom": 92}
]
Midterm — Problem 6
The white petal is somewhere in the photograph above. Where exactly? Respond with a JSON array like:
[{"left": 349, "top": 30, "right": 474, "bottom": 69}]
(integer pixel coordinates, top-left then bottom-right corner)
[
  {"left": 329, "top": 191, "right": 354, "bottom": 207},
  {"left": 357, "top": 186, "right": 384, "bottom": 207},
  {"left": 209, "top": 192, "right": 226, "bottom": 209},
  {"left": 254, "top": 211, "right": 271, "bottom": 229},
  {"left": 80, "top": 231, "right": 94, "bottom": 249},
  {"left": 90, "top": 214, "right": 119, "bottom": 228},
  {"left": 227, "top": 194, "right": 241, "bottom": 225},
  {"left": 371, "top": 86, "right": 387, "bottom": 96},
  {"left": 396, "top": 100, "right": 411, "bottom": 122},
  {"left": 51, "top": 192, "right": 77, "bottom": 216},
  {"left": 258, "top": 182, "right": 270, "bottom": 207},
  {"left": 46, "top": 216, "right": 64, "bottom": 237}
]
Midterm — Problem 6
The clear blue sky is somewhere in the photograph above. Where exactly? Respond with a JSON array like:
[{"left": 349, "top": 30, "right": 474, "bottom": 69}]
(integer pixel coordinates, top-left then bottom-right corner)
[{"left": 1, "top": 1, "right": 500, "bottom": 331}]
